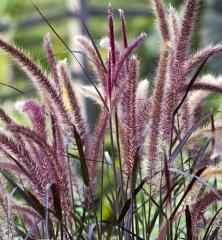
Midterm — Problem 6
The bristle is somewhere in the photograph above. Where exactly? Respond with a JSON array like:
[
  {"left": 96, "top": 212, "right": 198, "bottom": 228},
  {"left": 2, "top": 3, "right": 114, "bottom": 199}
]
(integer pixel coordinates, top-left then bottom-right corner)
[
  {"left": 43, "top": 33, "right": 59, "bottom": 88},
  {"left": 151, "top": 0, "right": 170, "bottom": 42},
  {"left": 0, "top": 38, "right": 70, "bottom": 127},
  {"left": 177, "top": 0, "right": 200, "bottom": 61},
  {"left": 190, "top": 190, "right": 222, "bottom": 237},
  {"left": 147, "top": 42, "right": 170, "bottom": 182},
  {"left": 85, "top": 109, "right": 109, "bottom": 207},
  {"left": 186, "top": 44, "right": 222, "bottom": 73},
  {"left": 0, "top": 161, "right": 24, "bottom": 174},
  {"left": 108, "top": 3, "right": 116, "bottom": 66},
  {"left": 136, "top": 79, "right": 150, "bottom": 100},
  {"left": 179, "top": 99, "right": 191, "bottom": 135},
  {"left": 168, "top": 5, "right": 181, "bottom": 46},
  {"left": 22, "top": 100, "right": 47, "bottom": 140},
  {"left": 112, "top": 33, "right": 147, "bottom": 85},
  {"left": 50, "top": 113, "right": 72, "bottom": 215},
  {"left": 76, "top": 36, "right": 107, "bottom": 91},
  {"left": 0, "top": 107, "right": 13, "bottom": 125},
  {"left": 58, "top": 60, "right": 89, "bottom": 148},
  {"left": 80, "top": 85, "right": 104, "bottom": 106},
  {"left": 123, "top": 57, "right": 138, "bottom": 176},
  {"left": 161, "top": 0, "right": 200, "bottom": 142},
  {"left": 136, "top": 98, "right": 152, "bottom": 146},
  {"left": 119, "top": 9, "right": 128, "bottom": 49},
  {"left": 0, "top": 133, "right": 45, "bottom": 197},
  {"left": 7, "top": 123, "right": 72, "bottom": 216}
]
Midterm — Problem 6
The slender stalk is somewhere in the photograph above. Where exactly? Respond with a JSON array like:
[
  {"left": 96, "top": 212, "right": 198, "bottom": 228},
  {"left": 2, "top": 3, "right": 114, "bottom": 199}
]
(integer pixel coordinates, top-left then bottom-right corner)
[
  {"left": 109, "top": 115, "right": 119, "bottom": 210},
  {"left": 115, "top": 112, "right": 125, "bottom": 203},
  {"left": 100, "top": 145, "right": 105, "bottom": 238}
]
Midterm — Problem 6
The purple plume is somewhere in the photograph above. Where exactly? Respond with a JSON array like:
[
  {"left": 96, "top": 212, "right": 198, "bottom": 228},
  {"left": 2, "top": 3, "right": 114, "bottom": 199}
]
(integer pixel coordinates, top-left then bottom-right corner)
[
  {"left": 43, "top": 33, "right": 59, "bottom": 88},
  {"left": 23, "top": 100, "right": 47, "bottom": 140},
  {"left": 151, "top": 0, "right": 169, "bottom": 42}
]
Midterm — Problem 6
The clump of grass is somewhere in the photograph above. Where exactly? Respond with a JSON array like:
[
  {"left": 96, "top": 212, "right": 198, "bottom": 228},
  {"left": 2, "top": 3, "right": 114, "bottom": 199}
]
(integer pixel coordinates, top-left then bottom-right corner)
[{"left": 0, "top": 0, "right": 222, "bottom": 239}]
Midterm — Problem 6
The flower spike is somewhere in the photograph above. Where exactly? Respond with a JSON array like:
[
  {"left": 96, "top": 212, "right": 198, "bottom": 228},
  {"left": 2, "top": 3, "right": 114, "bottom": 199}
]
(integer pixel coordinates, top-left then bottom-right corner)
[
  {"left": 119, "top": 9, "right": 128, "bottom": 49},
  {"left": 108, "top": 3, "right": 116, "bottom": 66}
]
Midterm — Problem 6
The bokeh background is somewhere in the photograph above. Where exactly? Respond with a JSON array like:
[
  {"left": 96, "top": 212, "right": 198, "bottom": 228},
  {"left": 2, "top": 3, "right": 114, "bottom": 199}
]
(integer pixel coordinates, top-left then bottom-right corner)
[{"left": 0, "top": 0, "right": 221, "bottom": 102}]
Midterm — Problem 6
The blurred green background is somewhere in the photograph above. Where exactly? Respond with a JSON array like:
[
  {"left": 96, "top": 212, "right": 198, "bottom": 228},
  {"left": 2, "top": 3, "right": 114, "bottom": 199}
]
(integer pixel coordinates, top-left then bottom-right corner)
[{"left": 0, "top": 0, "right": 221, "bottom": 102}]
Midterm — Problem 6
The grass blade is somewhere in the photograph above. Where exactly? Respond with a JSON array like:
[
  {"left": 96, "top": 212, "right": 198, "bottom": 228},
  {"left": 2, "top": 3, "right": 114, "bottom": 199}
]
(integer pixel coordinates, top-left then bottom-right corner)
[{"left": 185, "top": 205, "right": 192, "bottom": 240}]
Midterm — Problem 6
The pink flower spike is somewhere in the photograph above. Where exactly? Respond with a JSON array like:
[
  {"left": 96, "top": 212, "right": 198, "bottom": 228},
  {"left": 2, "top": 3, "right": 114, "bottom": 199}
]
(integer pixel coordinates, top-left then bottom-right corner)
[
  {"left": 112, "top": 32, "right": 147, "bottom": 85},
  {"left": 185, "top": 44, "right": 222, "bottom": 74},
  {"left": 23, "top": 100, "right": 47, "bottom": 140},
  {"left": 0, "top": 107, "right": 12, "bottom": 125},
  {"left": 151, "top": 0, "right": 169, "bottom": 42},
  {"left": 119, "top": 9, "right": 128, "bottom": 49},
  {"left": 108, "top": 3, "right": 116, "bottom": 66},
  {"left": 123, "top": 57, "right": 138, "bottom": 176},
  {"left": 177, "top": 0, "right": 200, "bottom": 61},
  {"left": 43, "top": 33, "right": 59, "bottom": 89}
]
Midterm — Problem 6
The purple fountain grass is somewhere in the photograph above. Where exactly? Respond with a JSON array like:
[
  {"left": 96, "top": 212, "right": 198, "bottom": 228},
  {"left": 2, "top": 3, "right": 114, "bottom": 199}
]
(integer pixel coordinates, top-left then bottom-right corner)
[
  {"left": 7, "top": 123, "right": 72, "bottom": 215},
  {"left": 0, "top": 133, "right": 45, "bottom": 197},
  {"left": 122, "top": 57, "right": 138, "bottom": 177},
  {"left": 0, "top": 182, "right": 12, "bottom": 237},
  {"left": 81, "top": 5, "right": 146, "bottom": 206},
  {"left": 1, "top": 1, "right": 222, "bottom": 238},
  {"left": 185, "top": 82, "right": 222, "bottom": 94},
  {"left": 136, "top": 80, "right": 151, "bottom": 146},
  {"left": 84, "top": 109, "right": 109, "bottom": 209},
  {"left": 157, "top": 188, "right": 222, "bottom": 240},
  {"left": 167, "top": 4, "right": 191, "bottom": 136},
  {"left": 3, "top": 113, "right": 52, "bottom": 183},
  {"left": 161, "top": 0, "right": 200, "bottom": 142},
  {"left": 119, "top": 9, "right": 128, "bottom": 49},
  {"left": 49, "top": 114, "right": 72, "bottom": 215},
  {"left": 0, "top": 38, "right": 70, "bottom": 128},
  {"left": 12, "top": 203, "right": 44, "bottom": 238},
  {"left": 0, "top": 161, "right": 24, "bottom": 174},
  {"left": 185, "top": 44, "right": 222, "bottom": 73},
  {"left": 108, "top": 4, "right": 116, "bottom": 67},
  {"left": 151, "top": 0, "right": 169, "bottom": 42},
  {"left": 174, "top": 0, "right": 200, "bottom": 61},
  {"left": 147, "top": 42, "right": 170, "bottom": 182},
  {"left": 136, "top": 98, "right": 152, "bottom": 146},
  {"left": 76, "top": 36, "right": 107, "bottom": 92},
  {"left": 0, "top": 103, "right": 68, "bottom": 200},
  {"left": 0, "top": 107, "right": 13, "bottom": 125},
  {"left": 146, "top": 0, "right": 171, "bottom": 184},
  {"left": 112, "top": 33, "right": 146, "bottom": 87},
  {"left": 180, "top": 74, "right": 222, "bottom": 94},
  {"left": 0, "top": 36, "right": 86, "bottom": 215},
  {"left": 107, "top": 51, "right": 112, "bottom": 102},
  {"left": 190, "top": 190, "right": 222, "bottom": 237},
  {"left": 13, "top": 204, "right": 42, "bottom": 222},
  {"left": 22, "top": 100, "right": 47, "bottom": 140},
  {"left": 0, "top": 104, "right": 51, "bottom": 193},
  {"left": 58, "top": 60, "right": 89, "bottom": 148},
  {"left": 15, "top": 5, "right": 145, "bottom": 210},
  {"left": 168, "top": 6, "right": 180, "bottom": 48},
  {"left": 43, "top": 33, "right": 60, "bottom": 88}
]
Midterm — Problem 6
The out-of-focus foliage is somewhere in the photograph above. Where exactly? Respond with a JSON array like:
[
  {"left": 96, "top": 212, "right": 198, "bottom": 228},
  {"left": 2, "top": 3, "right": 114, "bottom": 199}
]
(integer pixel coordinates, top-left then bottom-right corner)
[{"left": 0, "top": 0, "right": 68, "bottom": 100}]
